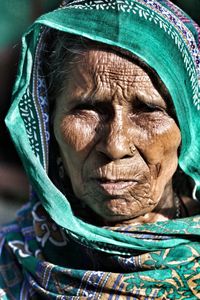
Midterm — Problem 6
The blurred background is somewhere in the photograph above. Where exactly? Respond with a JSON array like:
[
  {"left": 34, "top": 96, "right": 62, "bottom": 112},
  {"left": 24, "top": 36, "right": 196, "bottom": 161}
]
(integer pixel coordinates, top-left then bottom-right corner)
[{"left": 0, "top": 0, "right": 199, "bottom": 225}]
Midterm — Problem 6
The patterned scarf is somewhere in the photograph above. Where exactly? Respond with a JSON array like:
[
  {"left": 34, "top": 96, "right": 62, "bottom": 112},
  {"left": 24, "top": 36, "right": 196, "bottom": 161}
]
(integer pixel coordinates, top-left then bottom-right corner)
[{"left": 1, "top": 0, "right": 200, "bottom": 299}]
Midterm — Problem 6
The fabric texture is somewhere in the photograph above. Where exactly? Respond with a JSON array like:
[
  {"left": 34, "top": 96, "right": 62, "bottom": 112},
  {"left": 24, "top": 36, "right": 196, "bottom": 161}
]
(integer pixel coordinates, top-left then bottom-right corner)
[{"left": 1, "top": 0, "right": 200, "bottom": 299}]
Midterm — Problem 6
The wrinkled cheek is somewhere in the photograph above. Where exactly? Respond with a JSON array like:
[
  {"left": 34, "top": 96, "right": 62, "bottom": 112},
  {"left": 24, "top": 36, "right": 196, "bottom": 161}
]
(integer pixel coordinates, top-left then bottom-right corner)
[
  {"left": 159, "top": 129, "right": 181, "bottom": 179},
  {"left": 147, "top": 146, "right": 179, "bottom": 182},
  {"left": 161, "top": 152, "right": 179, "bottom": 178},
  {"left": 60, "top": 117, "right": 98, "bottom": 152},
  {"left": 141, "top": 123, "right": 181, "bottom": 166},
  {"left": 149, "top": 148, "right": 180, "bottom": 198},
  {"left": 140, "top": 126, "right": 181, "bottom": 197},
  {"left": 54, "top": 116, "right": 98, "bottom": 185}
]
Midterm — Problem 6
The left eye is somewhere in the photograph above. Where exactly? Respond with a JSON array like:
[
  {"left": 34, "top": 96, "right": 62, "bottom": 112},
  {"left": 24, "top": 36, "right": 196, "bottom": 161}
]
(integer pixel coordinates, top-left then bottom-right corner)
[
  {"left": 145, "top": 103, "right": 165, "bottom": 112},
  {"left": 133, "top": 99, "right": 165, "bottom": 113}
]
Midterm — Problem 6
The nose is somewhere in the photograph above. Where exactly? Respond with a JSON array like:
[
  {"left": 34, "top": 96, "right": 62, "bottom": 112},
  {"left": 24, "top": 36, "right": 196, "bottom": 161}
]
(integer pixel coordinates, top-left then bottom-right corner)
[{"left": 96, "top": 111, "right": 135, "bottom": 160}]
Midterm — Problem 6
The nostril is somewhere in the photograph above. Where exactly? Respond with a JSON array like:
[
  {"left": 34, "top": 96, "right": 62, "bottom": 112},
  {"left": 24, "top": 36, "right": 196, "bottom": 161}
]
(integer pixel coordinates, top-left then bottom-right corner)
[{"left": 123, "top": 155, "right": 132, "bottom": 159}]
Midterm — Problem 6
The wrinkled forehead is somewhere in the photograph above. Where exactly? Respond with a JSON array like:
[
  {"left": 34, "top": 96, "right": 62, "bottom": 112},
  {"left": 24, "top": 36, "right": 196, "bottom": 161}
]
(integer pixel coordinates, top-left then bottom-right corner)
[
  {"left": 59, "top": 45, "right": 174, "bottom": 110},
  {"left": 78, "top": 49, "right": 151, "bottom": 78}
]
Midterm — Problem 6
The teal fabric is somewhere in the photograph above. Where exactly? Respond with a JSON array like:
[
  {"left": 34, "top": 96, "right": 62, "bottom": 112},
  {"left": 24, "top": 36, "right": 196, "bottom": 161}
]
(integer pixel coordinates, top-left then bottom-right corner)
[{"left": 1, "top": 0, "right": 200, "bottom": 299}]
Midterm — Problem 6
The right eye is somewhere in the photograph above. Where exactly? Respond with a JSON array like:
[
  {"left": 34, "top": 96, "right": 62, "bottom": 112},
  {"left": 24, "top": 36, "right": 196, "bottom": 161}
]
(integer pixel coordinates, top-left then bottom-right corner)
[
  {"left": 73, "top": 103, "right": 96, "bottom": 111},
  {"left": 73, "top": 101, "right": 109, "bottom": 117}
]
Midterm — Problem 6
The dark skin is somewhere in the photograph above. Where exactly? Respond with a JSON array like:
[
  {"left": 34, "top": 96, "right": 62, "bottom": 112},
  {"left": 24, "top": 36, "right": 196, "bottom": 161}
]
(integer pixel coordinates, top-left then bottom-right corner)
[{"left": 53, "top": 49, "right": 198, "bottom": 225}]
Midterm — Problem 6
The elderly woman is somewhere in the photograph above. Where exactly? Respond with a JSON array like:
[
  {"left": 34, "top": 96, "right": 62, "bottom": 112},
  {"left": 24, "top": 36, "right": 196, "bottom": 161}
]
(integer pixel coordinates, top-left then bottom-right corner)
[{"left": 1, "top": 0, "right": 200, "bottom": 299}]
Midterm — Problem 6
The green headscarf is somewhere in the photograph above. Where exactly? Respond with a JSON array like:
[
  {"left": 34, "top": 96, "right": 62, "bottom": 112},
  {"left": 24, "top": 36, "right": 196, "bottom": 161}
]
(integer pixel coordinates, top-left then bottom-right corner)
[{"left": 1, "top": 0, "right": 200, "bottom": 299}]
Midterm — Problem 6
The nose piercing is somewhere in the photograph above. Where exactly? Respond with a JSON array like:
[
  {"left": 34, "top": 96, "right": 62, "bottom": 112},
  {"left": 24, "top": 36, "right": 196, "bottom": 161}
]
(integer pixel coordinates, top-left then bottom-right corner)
[{"left": 129, "top": 145, "right": 136, "bottom": 154}]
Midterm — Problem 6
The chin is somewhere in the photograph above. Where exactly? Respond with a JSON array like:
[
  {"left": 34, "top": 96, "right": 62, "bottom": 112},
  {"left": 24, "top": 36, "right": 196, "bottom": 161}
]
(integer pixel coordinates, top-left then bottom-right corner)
[{"left": 91, "top": 199, "right": 156, "bottom": 223}]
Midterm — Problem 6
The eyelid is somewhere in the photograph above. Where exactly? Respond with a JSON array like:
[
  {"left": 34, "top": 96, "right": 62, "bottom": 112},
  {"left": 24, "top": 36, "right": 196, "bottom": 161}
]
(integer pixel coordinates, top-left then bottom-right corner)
[
  {"left": 146, "top": 102, "right": 166, "bottom": 111},
  {"left": 134, "top": 96, "right": 167, "bottom": 111},
  {"left": 75, "top": 102, "right": 95, "bottom": 109},
  {"left": 74, "top": 99, "right": 109, "bottom": 112},
  {"left": 72, "top": 99, "right": 96, "bottom": 110}
]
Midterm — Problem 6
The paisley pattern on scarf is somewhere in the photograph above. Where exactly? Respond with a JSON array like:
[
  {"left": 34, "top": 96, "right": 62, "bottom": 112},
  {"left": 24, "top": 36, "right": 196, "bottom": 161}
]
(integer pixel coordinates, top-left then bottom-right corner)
[{"left": 1, "top": 0, "right": 200, "bottom": 299}]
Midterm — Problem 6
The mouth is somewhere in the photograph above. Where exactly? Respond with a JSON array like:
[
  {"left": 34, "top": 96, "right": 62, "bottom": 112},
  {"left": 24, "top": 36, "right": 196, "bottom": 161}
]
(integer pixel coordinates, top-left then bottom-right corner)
[{"left": 93, "top": 177, "right": 137, "bottom": 194}]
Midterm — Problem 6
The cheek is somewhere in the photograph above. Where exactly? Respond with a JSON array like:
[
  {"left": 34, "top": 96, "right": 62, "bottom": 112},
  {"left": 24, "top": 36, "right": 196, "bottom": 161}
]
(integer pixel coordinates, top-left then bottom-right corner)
[
  {"left": 136, "top": 116, "right": 181, "bottom": 165},
  {"left": 160, "top": 123, "right": 181, "bottom": 177},
  {"left": 59, "top": 114, "right": 99, "bottom": 152},
  {"left": 153, "top": 121, "right": 181, "bottom": 166},
  {"left": 147, "top": 120, "right": 181, "bottom": 192},
  {"left": 54, "top": 114, "right": 100, "bottom": 186}
]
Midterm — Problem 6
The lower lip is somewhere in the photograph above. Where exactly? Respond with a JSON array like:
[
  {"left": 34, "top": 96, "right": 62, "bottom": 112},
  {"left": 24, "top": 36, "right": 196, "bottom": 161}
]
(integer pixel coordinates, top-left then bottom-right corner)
[{"left": 95, "top": 180, "right": 136, "bottom": 193}]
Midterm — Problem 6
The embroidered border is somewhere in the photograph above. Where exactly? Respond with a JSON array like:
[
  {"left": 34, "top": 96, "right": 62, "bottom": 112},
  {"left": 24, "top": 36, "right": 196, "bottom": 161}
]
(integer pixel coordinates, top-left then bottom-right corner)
[
  {"left": 19, "top": 28, "right": 50, "bottom": 168},
  {"left": 19, "top": 88, "right": 41, "bottom": 159},
  {"left": 64, "top": 0, "right": 200, "bottom": 108}
]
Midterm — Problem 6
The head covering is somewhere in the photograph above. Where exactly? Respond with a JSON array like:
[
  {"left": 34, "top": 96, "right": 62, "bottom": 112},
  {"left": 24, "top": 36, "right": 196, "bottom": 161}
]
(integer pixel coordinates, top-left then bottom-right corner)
[{"left": 1, "top": 0, "right": 200, "bottom": 299}]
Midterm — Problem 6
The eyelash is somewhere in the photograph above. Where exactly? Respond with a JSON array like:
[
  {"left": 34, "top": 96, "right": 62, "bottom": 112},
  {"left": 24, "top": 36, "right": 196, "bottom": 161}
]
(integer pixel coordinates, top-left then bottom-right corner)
[
  {"left": 134, "top": 101, "right": 165, "bottom": 113},
  {"left": 74, "top": 103, "right": 96, "bottom": 111},
  {"left": 73, "top": 100, "right": 166, "bottom": 115},
  {"left": 73, "top": 103, "right": 105, "bottom": 115}
]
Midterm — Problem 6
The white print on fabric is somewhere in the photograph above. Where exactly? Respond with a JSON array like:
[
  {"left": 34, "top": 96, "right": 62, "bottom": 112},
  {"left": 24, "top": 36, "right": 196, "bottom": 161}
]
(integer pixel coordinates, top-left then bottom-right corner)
[
  {"left": 32, "top": 202, "right": 68, "bottom": 247},
  {"left": 66, "top": 0, "right": 200, "bottom": 109}
]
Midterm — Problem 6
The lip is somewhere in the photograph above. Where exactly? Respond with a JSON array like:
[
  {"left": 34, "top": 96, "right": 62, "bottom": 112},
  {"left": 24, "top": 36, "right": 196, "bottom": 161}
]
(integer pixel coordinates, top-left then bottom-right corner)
[{"left": 93, "top": 178, "right": 137, "bottom": 194}]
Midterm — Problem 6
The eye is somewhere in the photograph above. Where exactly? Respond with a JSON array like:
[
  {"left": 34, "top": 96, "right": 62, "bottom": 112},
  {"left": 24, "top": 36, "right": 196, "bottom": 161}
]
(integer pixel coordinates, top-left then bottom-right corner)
[
  {"left": 72, "top": 102, "right": 101, "bottom": 117},
  {"left": 145, "top": 103, "right": 165, "bottom": 113},
  {"left": 73, "top": 101, "right": 109, "bottom": 117},
  {"left": 73, "top": 102, "right": 96, "bottom": 112},
  {"left": 133, "top": 99, "right": 165, "bottom": 113}
]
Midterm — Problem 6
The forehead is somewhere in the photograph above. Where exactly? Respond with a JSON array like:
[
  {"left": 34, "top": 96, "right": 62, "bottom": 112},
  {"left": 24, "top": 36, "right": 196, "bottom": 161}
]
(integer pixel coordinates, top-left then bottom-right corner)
[
  {"left": 74, "top": 49, "right": 152, "bottom": 82},
  {"left": 66, "top": 49, "right": 164, "bottom": 101},
  {"left": 62, "top": 48, "right": 171, "bottom": 110}
]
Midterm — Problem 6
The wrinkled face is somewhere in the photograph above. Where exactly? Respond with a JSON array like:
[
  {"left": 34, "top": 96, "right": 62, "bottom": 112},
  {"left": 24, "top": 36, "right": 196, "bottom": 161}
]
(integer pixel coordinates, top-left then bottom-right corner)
[{"left": 54, "top": 49, "right": 181, "bottom": 222}]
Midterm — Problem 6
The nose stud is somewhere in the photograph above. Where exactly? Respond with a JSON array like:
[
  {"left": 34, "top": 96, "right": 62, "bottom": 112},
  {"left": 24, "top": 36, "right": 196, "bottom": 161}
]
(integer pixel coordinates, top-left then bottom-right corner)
[{"left": 129, "top": 145, "right": 136, "bottom": 154}]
